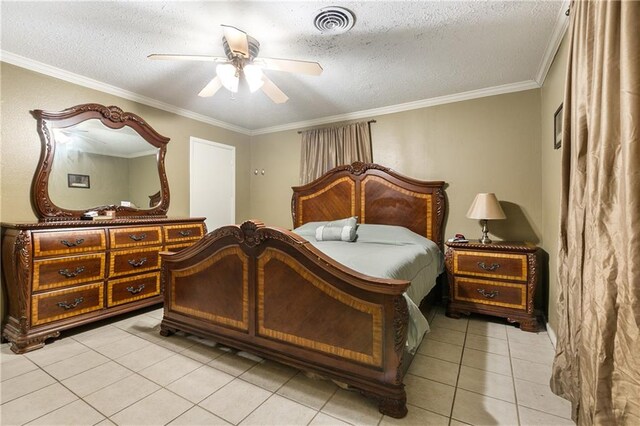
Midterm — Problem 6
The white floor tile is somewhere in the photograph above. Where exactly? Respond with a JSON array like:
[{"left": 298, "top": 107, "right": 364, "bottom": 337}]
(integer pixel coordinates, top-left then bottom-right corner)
[
  {"left": 114, "top": 341, "right": 175, "bottom": 372},
  {"left": 240, "top": 394, "right": 317, "bottom": 425},
  {"left": 404, "top": 374, "right": 455, "bottom": 417},
  {"left": 84, "top": 373, "right": 160, "bottom": 417},
  {"left": 431, "top": 314, "right": 469, "bottom": 332},
  {"left": 425, "top": 326, "right": 466, "bottom": 346},
  {"left": 138, "top": 353, "right": 203, "bottom": 386},
  {"left": 24, "top": 338, "right": 90, "bottom": 367},
  {"left": 26, "top": 399, "right": 105, "bottom": 425},
  {"left": 417, "top": 338, "right": 464, "bottom": 363},
  {"left": 321, "top": 388, "right": 383, "bottom": 426},
  {"left": 452, "top": 388, "right": 518, "bottom": 425},
  {"left": 62, "top": 360, "right": 133, "bottom": 397},
  {"left": 167, "top": 365, "right": 235, "bottom": 403},
  {"left": 309, "top": 412, "right": 352, "bottom": 425},
  {"left": 199, "top": 378, "right": 271, "bottom": 424},
  {"left": 169, "top": 405, "right": 232, "bottom": 425},
  {"left": 467, "top": 318, "right": 508, "bottom": 340},
  {"left": 0, "top": 383, "right": 77, "bottom": 425},
  {"left": 464, "top": 333, "right": 509, "bottom": 356},
  {"left": 407, "top": 353, "right": 460, "bottom": 385},
  {"left": 461, "top": 347, "right": 512, "bottom": 376},
  {"left": 515, "top": 379, "right": 573, "bottom": 419},
  {"left": 510, "top": 340, "right": 556, "bottom": 365},
  {"left": 208, "top": 351, "right": 259, "bottom": 376},
  {"left": 518, "top": 405, "right": 576, "bottom": 425},
  {"left": 512, "top": 357, "right": 553, "bottom": 385},
  {"left": 457, "top": 365, "right": 516, "bottom": 403},
  {"left": 93, "top": 334, "right": 151, "bottom": 359},
  {"left": 110, "top": 389, "right": 193, "bottom": 425},
  {"left": 42, "top": 349, "right": 110, "bottom": 381},
  {"left": 240, "top": 359, "right": 298, "bottom": 392},
  {"left": 72, "top": 325, "right": 131, "bottom": 349},
  {"left": 1, "top": 355, "right": 39, "bottom": 381},
  {"left": 0, "top": 369, "right": 56, "bottom": 403},
  {"left": 380, "top": 405, "right": 449, "bottom": 425},
  {"left": 277, "top": 371, "right": 338, "bottom": 410}
]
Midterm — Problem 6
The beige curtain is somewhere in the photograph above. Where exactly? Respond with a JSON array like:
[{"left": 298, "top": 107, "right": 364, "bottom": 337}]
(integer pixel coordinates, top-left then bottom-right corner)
[
  {"left": 550, "top": 1, "right": 640, "bottom": 424},
  {"left": 299, "top": 121, "right": 373, "bottom": 184}
]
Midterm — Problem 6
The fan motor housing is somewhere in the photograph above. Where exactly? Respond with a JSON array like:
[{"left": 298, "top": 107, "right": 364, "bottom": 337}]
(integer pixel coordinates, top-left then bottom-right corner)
[{"left": 223, "top": 35, "right": 260, "bottom": 60}]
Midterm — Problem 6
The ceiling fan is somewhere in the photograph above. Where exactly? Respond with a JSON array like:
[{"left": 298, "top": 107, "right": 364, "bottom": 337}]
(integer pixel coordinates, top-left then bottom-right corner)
[{"left": 148, "top": 25, "right": 323, "bottom": 104}]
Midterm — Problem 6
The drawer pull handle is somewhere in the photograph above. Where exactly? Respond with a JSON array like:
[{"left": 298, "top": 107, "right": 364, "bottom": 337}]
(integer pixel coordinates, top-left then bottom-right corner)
[
  {"left": 178, "top": 230, "right": 192, "bottom": 237},
  {"left": 57, "top": 297, "right": 84, "bottom": 310},
  {"left": 477, "top": 262, "right": 500, "bottom": 272},
  {"left": 60, "top": 238, "right": 85, "bottom": 248},
  {"left": 58, "top": 266, "right": 85, "bottom": 278},
  {"left": 477, "top": 288, "right": 499, "bottom": 299},
  {"left": 126, "top": 284, "right": 145, "bottom": 294},
  {"left": 128, "top": 233, "right": 147, "bottom": 241},
  {"left": 128, "top": 257, "right": 147, "bottom": 267}
]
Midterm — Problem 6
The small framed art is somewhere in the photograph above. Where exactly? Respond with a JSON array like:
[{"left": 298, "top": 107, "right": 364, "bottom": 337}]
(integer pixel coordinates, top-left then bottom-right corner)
[
  {"left": 68, "top": 174, "right": 90, "bottom": 189},
  {"left": 554, "top": 103, "right": 563, "bottom": 150}
]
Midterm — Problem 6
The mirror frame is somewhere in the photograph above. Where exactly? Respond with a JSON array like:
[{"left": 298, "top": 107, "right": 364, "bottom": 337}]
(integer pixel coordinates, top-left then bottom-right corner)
[{"left": 31, "top": 103, "right": 170, "bottom": 220}]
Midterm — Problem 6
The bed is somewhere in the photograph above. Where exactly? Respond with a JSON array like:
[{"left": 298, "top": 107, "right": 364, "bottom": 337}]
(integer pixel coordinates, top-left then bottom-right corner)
[{"left": 159, "top": 162, "right": 446, "bottom": 418}]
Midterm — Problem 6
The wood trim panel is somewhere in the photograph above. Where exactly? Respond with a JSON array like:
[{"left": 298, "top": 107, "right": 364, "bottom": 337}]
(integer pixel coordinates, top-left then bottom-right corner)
[
  {"left": 33, "top": 253, "right": 106, "bottom": 291},
  {"left": 33, "top": 229, "right": 106, "bottom": 257},
  {"left": 109, "top": 226, "right": 162, "bottom": 249},
  {"left": 454, "top": 277, "right": 526, "bottom": 310},
  {"left": 257, "top": 248, "right": 383, "bottom": 367},
  {"left": 109, "top": 247, "right": 161, "bottom": 277},
  {"left": 164, "top": 223, "right": 205, "bottom": 243},
  {"left": 108, "top": 272, "right": 161, "bottom": 307},
  {"left": 453, "top": 251, "right": 527, "bottom": 281},
  {"left": 32, "top": 283, "right": 104, "bottom": 326},
  {"left": 296, "top": 177, "right": 357, "bottom": 228},
  {"left": 170, "top": 246, "right": 249, "bottom": 331}
]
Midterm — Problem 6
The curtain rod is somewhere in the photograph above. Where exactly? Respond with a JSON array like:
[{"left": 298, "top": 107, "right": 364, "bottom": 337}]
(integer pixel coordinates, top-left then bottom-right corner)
[{"left": 297, "top": 120, "right": 377, "bottom": 134}]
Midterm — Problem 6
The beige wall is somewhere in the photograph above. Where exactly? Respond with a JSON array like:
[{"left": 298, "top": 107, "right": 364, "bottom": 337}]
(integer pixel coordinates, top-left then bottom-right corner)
[
  {"left": 251, "top": 90, "right": 543, "bottom": 244},
  {"left": 0, "top": 62, "right": 252, "bottom": 223},
  {"left": 540, "top": 36, "right": 569, "bottom": 334}
]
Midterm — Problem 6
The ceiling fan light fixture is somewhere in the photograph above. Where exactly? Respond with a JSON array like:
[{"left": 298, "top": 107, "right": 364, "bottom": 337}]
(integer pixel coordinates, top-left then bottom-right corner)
[
  {"left": 216, "top": 63, "right": 239, "bottom": 93},
  {"left": 243, "top": 64, "right": 264, "bottom": 93}
]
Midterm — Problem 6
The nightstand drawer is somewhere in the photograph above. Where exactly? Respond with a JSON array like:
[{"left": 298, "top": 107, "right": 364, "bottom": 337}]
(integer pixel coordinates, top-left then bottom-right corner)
[
  {"left": 31, "top": 283, "right": 104, "bottom": 326},
  {"left": 109, "top": 226, "right": 162, "bottom": 249},
  {"left": 453, "top": 251, "right": 527, "bottom": 281},
  {"left": 454, "top": 277, "right": 526, "bottom": 310},
  {"left": 110, "top": 247, "right": 161, "bottom": 277},
  {"left": 33, "top": 253, "right": 106, "bottom": 291},
  {"left": 33, "top": 229, "right": 106, "bottom": 257}
]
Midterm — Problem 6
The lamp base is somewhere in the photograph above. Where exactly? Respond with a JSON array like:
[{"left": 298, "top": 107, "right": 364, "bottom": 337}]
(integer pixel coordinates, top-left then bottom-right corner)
[{"left": 479, "top": 219, "right": 492, "bottom": 244}]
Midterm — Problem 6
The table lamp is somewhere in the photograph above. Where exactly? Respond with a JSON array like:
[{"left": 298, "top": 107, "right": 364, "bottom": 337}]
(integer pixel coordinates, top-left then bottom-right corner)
[{"left": 466, "top": 193, "right": 506, "bottom": 244}]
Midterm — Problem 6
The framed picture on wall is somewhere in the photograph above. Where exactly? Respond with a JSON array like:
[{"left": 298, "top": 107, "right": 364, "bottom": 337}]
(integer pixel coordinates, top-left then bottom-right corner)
[
  {"left": 68, "top": 174, "right": 90, "bottom": 189},
  {"left": 554, "top": 103, "right": 563, "bottom": 150}
]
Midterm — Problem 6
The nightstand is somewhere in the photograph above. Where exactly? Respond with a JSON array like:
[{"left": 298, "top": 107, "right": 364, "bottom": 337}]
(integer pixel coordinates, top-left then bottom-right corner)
[{"left": 445, "top": 241, "right": 541, "bottom": 332}]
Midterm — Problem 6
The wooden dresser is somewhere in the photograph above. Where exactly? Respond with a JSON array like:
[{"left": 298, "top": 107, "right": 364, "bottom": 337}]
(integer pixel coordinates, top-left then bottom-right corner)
[
  {"left": 1, "top": 217, "right": 205, "bottom": 353},
  {"left": 444, "top": 241, "right": 541, "bottom": 331}
]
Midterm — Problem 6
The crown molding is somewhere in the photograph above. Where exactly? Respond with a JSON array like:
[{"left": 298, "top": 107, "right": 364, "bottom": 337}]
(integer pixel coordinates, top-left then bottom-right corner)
[
  {"left": 0, "top": 51, "right": 252, "bottom": 136},
  {"left": 250, "top": 80, "right": 540, "bottom": 135},
  {"left": 2, "top": 50, "right": 543, "bottom": 138},
  {"left": 535, "top": 0, "right": 571, "bottom": 86}
]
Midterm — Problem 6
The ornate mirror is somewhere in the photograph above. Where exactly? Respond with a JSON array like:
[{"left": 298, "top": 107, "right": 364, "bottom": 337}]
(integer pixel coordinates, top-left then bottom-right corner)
[{"left": 31, "top": 103, "right": 170, "bottom": 220}]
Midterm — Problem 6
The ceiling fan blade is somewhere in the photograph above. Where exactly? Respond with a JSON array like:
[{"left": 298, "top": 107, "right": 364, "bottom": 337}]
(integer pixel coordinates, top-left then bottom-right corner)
[
  {"left": 255, "top": 58, "right": 323, "bottom": 76},
  {"left": 261, "top": 75, "right": 289, "bottom": 104},
  {"left": 147, "top": 54, "right": 228, "bottom": 62},
  {"left": 221, "top": 24, "right": 249, "bottom": 58},
  {"left": 198, "top": 76, "right": 223, "bottom": 97}
]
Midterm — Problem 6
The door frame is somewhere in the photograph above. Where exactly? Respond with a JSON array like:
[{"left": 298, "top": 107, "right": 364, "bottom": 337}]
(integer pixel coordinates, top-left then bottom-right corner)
[{"left": 189, "top": 137, "right": 236, "bottom": 228}]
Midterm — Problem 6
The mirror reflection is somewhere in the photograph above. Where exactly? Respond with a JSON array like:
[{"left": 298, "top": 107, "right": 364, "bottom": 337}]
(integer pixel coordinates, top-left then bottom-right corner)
[{"left": 49, "top": 119, "right": 161, "bottom": 211}]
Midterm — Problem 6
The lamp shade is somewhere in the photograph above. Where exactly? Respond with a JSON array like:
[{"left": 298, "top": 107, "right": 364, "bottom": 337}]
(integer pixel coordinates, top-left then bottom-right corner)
[
  {"left": 466, "top": 193, "right": 506, "bottom": 220},
  {"left": 216, "top": 63, "right": 239, "bottom": 93}
]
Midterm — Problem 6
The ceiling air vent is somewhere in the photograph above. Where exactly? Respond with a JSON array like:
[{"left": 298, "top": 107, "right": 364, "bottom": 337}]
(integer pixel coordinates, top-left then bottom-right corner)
[{"left": 314, "top": 6, "right": 355, "bottom": 34}]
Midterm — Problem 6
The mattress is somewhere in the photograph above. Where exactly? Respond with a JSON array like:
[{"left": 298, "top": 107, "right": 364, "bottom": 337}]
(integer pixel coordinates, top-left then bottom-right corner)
[{"left": 293, "top": 222, "right": 444, "bottom": 353}]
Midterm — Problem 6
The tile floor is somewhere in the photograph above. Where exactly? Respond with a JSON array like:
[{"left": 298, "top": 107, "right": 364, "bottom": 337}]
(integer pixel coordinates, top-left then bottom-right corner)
[{"left": 1, "top": 305, "right": 574, "bottom": 425}]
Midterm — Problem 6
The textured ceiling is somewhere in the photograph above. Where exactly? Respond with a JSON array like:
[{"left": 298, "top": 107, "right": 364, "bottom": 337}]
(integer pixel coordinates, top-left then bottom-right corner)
[{"left": 1, "top": 1, "right": 565, "bottom": 132}]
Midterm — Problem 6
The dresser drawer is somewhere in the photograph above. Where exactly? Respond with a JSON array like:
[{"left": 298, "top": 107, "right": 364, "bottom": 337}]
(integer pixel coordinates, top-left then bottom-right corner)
[
  {"left": 33, "top": 229, "right": 106, "bottom": 257},
  {"left": 110, "top": 247, "right": 161, "bottom": 277},
  {"left": 164, "top": 223, "right": 204, "bottom": 243},
  {"left": 31, "top": 283, "right": 104, "bottom": 326},
  {"left": 453, "top": 251, "right": 528, "bottom": 281},
  {"left": 107, "top": 272, "right": 161, "bottom": 307},
  {"left": 33, "top": 253, "right": 106, "bottom": 291},
  {"left": 109, "top": 226, "right": 162, "bottom": 249},
  {"left": 454, "top": 277, "right": 526, "bottom": 310}
]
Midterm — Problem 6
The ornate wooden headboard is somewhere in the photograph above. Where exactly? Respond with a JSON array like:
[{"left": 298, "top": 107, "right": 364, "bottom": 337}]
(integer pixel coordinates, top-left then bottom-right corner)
[{"left": 291, "top": 162, "right": 446, "bottom": 248}]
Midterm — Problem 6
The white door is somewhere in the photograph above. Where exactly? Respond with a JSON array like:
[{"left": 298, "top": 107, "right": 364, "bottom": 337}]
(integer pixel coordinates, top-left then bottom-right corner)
[{"left": 190, "top": 137, "right": 235, "bottom": 231}]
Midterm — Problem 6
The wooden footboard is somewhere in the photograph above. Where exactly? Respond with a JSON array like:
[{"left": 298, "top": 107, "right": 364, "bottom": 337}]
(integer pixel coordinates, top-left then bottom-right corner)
[{"left": 160, "top": 220, "right": 412, "bottom": 417}]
